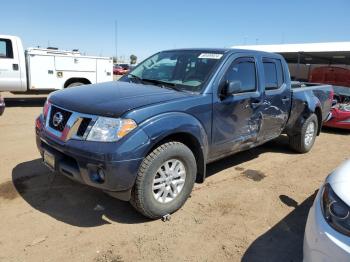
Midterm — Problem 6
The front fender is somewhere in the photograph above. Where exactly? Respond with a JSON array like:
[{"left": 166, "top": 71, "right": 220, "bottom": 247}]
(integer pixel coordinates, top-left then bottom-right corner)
[{"left": 139, "top": 112, "right": 209, "bottom": 159}]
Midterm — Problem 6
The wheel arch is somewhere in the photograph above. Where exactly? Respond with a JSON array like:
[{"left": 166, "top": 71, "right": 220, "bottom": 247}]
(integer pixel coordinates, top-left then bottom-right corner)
[
  {"left": 145, "top": 132, "right": 206, "bottom": 183},
  {"left": 64, "top": 77, "right": 91, "bottom": 88},
  {"left": 138, "top": 112, "right": 209, "bottom": 183},
  {"left": 314, "top": 106, "right": 322, "bottom": 135}
]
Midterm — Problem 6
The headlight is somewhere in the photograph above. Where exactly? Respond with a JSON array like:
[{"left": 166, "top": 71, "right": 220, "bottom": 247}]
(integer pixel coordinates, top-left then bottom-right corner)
[
  {"left": 321, "top": 183, "right": 350, "bottom": 236},
  {"left": 86, "top": 117, "right": 137, "bottom": 142}
]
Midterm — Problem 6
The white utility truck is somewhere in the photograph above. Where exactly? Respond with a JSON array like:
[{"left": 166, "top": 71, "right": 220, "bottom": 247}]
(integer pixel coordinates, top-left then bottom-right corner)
[{"left": 0, "top": 35, "right": 113, "bottom": 93}]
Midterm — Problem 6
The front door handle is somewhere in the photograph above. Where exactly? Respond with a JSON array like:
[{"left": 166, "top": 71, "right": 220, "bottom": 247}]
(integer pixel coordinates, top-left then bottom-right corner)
[
  {"left": 12, "top": 64, "right": 19, "bottom": 71},
  {"left": 250, "top": 99, "right": 262, "bottom": 109}
]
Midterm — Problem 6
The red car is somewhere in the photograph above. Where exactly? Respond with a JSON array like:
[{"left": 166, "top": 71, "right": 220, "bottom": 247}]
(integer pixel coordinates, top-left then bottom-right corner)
[
  {"left": 0, "top": 95, "right": 5, "bottom": 115},
  {"left": 113, "top": 64, "right": 130, "bottom": 75},
  {"left": 324, "top": 86, "right": 350, "bottom": 130},
  {"left": 309, "top": 67, "right": 350, "bottom": 130}
]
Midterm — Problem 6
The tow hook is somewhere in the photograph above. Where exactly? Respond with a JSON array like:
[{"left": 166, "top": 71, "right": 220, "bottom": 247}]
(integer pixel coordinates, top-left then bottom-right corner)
[{"left": 161, "top": 214, "right": 171, "bottom": 222}]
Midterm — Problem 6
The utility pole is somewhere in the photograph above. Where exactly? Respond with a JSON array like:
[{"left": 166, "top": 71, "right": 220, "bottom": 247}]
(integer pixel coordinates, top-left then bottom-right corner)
[{"left": 115, "top": 20, "right": 118, "bottom": 64}]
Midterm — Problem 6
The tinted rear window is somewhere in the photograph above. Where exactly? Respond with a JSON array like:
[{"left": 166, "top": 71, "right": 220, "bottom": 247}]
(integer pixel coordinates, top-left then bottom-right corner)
[{"left": 263, "top": 59, "right": 284, "bottom": 90}]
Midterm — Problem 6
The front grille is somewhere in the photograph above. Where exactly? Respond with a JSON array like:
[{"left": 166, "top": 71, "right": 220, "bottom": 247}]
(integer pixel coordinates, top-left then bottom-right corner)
[
  {"left": 77, "top": 118, "right": 92, "bottom": 137},
  {"left": 49, "top": 106, "right": 72, "bottom": 132}
]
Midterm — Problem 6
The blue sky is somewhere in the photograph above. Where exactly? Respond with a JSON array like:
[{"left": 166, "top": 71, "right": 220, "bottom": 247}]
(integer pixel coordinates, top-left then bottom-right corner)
[{"left": 1, "top": 0, "right": 349, "bottom": 61}]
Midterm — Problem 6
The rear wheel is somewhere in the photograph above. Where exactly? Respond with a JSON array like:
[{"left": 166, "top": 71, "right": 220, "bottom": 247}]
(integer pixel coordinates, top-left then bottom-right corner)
[
  {"left": 289, "top": 113, "right": 318, "bottom": 153},
  {"left": 130, "top": 142, "right": 197, "bottom": 219}
]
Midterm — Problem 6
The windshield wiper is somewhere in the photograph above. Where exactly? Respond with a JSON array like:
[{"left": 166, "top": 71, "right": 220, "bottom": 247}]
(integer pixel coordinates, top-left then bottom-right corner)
[
  {"left": 144, "top": 79, "right": 184, "bottom": 92},
  {"left": 141, "top": 78, "right": 174, "bottom": 86},
  {"left": 128, "top": 73, "right": 143, "bottom": 83},
  {"left": 129, "top": 75, "right": 183, "bottom": 92}
]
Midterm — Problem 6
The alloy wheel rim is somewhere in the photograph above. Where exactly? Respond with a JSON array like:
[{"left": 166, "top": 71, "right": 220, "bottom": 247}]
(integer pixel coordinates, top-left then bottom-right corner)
[
  {"left": 152, "top": 159, "right": 186, "bottom": 203},
  {"left": 304, "top": 121, "right": 315, "bottom": 146}
]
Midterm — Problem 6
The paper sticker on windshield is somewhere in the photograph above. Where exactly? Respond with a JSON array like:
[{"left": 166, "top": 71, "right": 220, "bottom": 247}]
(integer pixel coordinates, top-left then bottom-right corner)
[{"left": 198, "top": 53, "right": 223, "bottom": 59}]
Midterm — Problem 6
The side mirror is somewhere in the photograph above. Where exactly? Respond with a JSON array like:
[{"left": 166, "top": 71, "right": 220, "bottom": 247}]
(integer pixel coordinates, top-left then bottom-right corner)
[{"left": 224, "top": 80, "right": 242, "bottom": 96}]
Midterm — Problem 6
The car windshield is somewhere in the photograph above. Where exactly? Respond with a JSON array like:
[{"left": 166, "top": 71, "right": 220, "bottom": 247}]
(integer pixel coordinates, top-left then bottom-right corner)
[{"left": 124, "top": 50, "right": 224, "bottom": 92}]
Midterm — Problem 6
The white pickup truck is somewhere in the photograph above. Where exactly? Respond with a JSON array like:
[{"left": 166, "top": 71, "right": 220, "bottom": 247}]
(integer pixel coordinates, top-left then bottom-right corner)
[{"left": 0, "top": 35, "right": 113, "bottom": 93}]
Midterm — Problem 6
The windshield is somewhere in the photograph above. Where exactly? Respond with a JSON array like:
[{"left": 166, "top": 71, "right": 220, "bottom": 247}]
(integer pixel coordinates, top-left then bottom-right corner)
[{"left": 123, "top": 50, "right": 224, "bottom": 92}]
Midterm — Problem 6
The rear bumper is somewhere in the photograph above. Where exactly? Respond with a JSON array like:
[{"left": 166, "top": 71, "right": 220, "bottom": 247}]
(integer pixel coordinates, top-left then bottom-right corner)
[{"left": 35, "top": 114, "right": 150, "bottom": 201}]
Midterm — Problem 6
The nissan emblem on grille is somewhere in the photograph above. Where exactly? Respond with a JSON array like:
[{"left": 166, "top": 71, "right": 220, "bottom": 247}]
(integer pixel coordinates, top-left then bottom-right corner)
[{"left": 53, "top": 112, "right": 64, "bottom": 127}]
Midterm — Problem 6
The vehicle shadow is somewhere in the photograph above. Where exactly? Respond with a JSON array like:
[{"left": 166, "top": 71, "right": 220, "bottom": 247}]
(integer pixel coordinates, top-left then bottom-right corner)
[
  {"left": 322, "top": 126, "right": 350, "bottom": 136},
  {"left": 4, "top": 97, "right": 47, "bottom": 107},
  {"left": 12, "top": 135, "right": 297, "bottom": 227},
  {"left": 12, "top": 159, "right": 149, "bottom": 227},
  {"left": 207, "top": 135, "right": 296, "bottom": 177},
  {"left": 241, "top": 191, "right": 317, "bottom": 262}
]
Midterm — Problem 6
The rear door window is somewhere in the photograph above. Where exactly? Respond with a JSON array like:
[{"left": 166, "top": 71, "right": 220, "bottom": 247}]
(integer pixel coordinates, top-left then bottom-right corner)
[
  {"left": 263, "top": 58, "right": 284, "bottom": 90},
  {"left": 0, "top": 39, "right": 13, "bottom": 59}
]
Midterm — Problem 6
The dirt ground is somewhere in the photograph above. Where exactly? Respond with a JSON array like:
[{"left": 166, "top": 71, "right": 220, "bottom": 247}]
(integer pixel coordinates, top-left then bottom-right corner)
[{"left": 0, "top": 93, "right": 349, "bottom": 262}]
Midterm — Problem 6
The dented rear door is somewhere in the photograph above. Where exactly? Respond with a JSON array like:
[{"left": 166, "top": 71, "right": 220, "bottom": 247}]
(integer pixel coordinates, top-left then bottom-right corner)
[{"left": 257, "top": 58, "right": 290, "bottom": 142}]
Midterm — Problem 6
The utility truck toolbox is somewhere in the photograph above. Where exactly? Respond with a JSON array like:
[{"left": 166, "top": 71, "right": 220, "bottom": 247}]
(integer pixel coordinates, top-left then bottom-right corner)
[
  {"left": 35, "top": 48, "right": 333, "bottom": 219},
  {"left": 0, "top": 35, "right": 113, "bottom": 93}
]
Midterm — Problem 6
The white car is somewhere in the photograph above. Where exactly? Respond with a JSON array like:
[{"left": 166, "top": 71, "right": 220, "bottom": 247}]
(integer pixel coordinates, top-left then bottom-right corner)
[{"left": 304, "top": 160, "right": 350, "bottom": 262}]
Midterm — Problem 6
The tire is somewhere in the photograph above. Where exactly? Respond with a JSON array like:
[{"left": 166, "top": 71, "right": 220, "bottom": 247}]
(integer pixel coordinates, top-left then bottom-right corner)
[
  {"left": 130, "top": 142, "right": 197, "bottom": 219},
  {"left": 66, "top": 82, "right": 84, "bottom": 88},
  {"left": 289, "top": 113, "right": 318, "bottom": 153}
]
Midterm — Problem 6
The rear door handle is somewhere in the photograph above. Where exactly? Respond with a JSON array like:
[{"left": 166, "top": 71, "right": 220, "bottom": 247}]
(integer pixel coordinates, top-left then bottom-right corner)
[
  {"left": 12, "top": 64, "right": 19, "bottom": 71},
  {"left": 282, "top": 97, "right": 290, "bottom": 103}
]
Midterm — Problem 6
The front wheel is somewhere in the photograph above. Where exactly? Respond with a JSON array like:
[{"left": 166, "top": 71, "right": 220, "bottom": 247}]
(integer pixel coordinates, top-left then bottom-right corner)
[
  {"left": 130, "top": 142, "right": 197, "bottom": 219},
  {"left": 289, "top": 113, "right": 318, "bottom": 153}
]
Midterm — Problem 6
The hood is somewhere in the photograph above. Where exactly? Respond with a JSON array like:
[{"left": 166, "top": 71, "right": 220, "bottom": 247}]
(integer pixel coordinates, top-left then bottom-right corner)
[
  {"left": 49, "top": 81, "right": 190, "bottom": 117},
  {"left": 326, "top": 160, "right": 350, "bottom": 206}
]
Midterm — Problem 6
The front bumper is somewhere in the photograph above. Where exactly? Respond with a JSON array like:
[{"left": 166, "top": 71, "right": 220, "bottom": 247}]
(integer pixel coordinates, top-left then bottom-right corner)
[
  {"left": 303, "top": 190, "right": 350, "bottom": 262},
  {"left": 35, "top": 114, "right": 150, "bottom": 201}
]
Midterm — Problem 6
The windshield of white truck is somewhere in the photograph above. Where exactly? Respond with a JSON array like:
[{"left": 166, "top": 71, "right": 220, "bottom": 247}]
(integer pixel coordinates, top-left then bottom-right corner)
[{"left": 125, "top": 50, "right": 224, "bottom": 92}]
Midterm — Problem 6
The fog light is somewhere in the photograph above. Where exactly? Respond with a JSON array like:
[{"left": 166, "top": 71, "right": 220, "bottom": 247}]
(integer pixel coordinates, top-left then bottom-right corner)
[
  {"left": 91, "top": 168, "right": 105, "bottom": 183},
  {"left": 97, "top": 168, "right": 105, "bottom": 182}
]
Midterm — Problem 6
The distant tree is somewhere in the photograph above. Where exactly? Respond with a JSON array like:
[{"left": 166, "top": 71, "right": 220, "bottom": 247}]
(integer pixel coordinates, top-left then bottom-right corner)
[
  {"left": 113, "top": 56, "right": 117, "bottom": 64},
  {"left": 130, "top": 54, "right": 137, "bottom": 65}
]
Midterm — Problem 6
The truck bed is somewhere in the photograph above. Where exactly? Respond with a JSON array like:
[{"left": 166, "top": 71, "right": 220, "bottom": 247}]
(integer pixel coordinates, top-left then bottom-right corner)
[{"left": 285, "top": 82, "right": 333, "bottom": 135}]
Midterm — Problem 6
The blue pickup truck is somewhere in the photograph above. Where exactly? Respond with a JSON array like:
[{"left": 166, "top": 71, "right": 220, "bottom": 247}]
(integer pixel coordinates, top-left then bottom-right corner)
[{"left": 35, "top": 49, "right": 332, "bottom": 218}]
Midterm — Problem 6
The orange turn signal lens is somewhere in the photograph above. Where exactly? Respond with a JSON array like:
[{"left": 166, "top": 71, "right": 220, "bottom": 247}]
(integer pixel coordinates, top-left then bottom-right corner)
[{"left": 117, "top": 119, "right": 137, "bottom": 138}]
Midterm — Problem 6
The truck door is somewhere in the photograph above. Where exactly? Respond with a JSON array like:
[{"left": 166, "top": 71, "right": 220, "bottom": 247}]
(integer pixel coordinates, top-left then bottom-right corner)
[
  {"left": 211, "top": 56, "right": 263, "bottom": 159},
  {"left": 0, "top": 38, "right": 22, "bottom": 91},
  {"left": 257, "top": 58, "right": 290, "bottom": 141}
]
